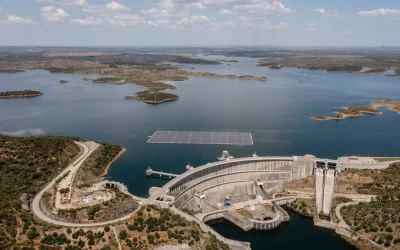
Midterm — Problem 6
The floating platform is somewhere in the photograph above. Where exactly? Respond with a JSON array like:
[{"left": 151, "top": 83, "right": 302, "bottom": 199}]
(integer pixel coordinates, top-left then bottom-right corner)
[{"left": 147, "top": 131, "right": 253, "bottom": 145}]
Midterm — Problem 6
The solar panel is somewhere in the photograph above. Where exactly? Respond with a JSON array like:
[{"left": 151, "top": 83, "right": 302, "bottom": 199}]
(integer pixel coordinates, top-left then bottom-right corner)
[{"left": 147, "top": 131, "right": 253, "bottom": 145}]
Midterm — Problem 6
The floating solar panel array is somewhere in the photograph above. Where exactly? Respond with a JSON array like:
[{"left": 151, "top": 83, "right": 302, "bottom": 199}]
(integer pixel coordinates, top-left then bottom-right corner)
[{"left": 147, "top": 131, "right": 253, "bottom": 145}]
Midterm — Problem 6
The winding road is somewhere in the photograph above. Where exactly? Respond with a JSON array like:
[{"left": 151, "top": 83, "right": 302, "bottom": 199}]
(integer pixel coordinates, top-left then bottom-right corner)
[{"left": 32, "top": 141, "right": 141, "bottom": 227}]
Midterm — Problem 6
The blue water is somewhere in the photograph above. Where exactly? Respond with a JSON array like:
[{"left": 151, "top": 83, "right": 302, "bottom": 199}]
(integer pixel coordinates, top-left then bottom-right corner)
[
  {"left": 2, "top": 56, "right": 398, "bottom": 248},
  {"left": 209, "top": 209, "right": 356, "bottom": 250},
  {"left": 1, "top": 57, "right": 400, "bottom": 198}
]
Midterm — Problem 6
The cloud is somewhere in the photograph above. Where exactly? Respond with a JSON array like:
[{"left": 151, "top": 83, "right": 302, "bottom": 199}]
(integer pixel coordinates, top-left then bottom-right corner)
[
  {"left": 314, "top": 8, "right": 345, "bottom": 17},
  {"left": 0, "top": 129, "right": 46, "bottom": 137},
  {"left": 0, "top": 6, "right": 2, "bottom": 14},
  {"left": 358, "top": 8, "right": 400, "bottom": 17},
  {"left": 107, "top": 13, "right": 145, "bottom": 26},
  {"left": 233, "top": 1, "right": 294, "bottom": 14},
  {"left": 84, "top": 2, "right": 130, "bottom": 13},
  {"left": 40, "top": 6, "right": 69, "bottom": 22},
  {"left": 6, "top": 15, "right": 35, "bottom": 24},
  {"left": 189, "top": 2, "right": 206, "bottom": 9},
  {"left": 307, "top": 22, "right": 316, "bottom": 27},
  {"left": 345, "top": 30, "right": 353, "bottom": 35},
  {"left": 72, "top": 16, "right": 103, "bottom": 25},
  {"left": 264, "top": 21, "right": 288, "bottom": 29},
  {"left": 147, "top": 19, "right": 171, "bottom": 27},
  {"left": 218, "top": 9, "right": 232, "bottom": 15},
  {"left": 105, "top": 2, "right": 130, "bottom": 11},
  {"left": 140, "top": 8, "right": 158, "bottom": 15},
  {"left": 36, "top": 0, "right": 88, "bottom": 7}
]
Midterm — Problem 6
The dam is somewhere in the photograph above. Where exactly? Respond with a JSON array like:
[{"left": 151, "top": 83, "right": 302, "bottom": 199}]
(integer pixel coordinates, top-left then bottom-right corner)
[
  {"left": 148, "top": 152, "right": 317, "bottom": 233},
  {"left": 146, "top": 151, "right": 395, "bottom": 237}
]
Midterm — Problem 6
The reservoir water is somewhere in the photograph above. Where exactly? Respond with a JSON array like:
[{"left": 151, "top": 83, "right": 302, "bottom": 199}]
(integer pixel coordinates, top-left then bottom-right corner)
[
  {"left": 1, "top": 55, "right": 399, "bottom": 248},
  {"left": 208, "top": 209, "right": 356, "bottom": 250}
]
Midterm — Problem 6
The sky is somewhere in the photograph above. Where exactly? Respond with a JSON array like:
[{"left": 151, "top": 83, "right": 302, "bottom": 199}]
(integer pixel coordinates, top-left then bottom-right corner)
[{"left": 0, "top": 0, "right": 400, "bottom": 46}]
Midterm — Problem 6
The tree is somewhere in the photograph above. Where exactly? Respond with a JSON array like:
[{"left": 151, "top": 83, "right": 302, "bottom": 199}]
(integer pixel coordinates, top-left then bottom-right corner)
[
  {"left": 104, "top": 226, "right": 110, "bottom": 232},
  {"left": 119, "top": 230, "right": 127, "bottom": 240}
]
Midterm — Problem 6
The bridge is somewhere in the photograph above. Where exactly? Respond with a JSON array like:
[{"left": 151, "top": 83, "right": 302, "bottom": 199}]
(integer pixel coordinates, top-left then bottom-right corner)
[{"left": 146, "top": 168, "right": 179, "bottom": 179}]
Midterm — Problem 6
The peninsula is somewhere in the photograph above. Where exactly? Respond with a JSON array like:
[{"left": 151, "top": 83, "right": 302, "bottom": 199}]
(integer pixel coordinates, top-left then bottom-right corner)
[
  {"left": 312, "top": 100, "right": 400, "bottom": 121},
  {"left": 0, "top": 90, "right": 43, "bottom": 98}
]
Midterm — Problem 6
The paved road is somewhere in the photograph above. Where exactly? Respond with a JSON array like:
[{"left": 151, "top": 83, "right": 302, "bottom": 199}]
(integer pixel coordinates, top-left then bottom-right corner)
[{"left": 31, "top": 141, "right": 142, "bottom": 227}]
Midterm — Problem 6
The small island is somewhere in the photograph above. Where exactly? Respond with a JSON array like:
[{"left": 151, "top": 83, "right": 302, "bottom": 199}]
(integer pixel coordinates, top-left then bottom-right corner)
[
  {"left": 0, "top": 90, "right": 43, "bottom": 98},
  {"left": 216, "top": 60, "right": 239, "bottom": 63},
  {"left": 83, "top": 77, "right": 122, "bottom": 83},
  {"left": 57, "top": 80, "right": 70, "bottom": 84},
  {"left": 125, "top": 91, "right": 179, "bottom": 104},
  {"left": 312, "top": 100, "right": 400, "bottom": 121},
  {"left": 181, "top": 71, "right": 268, "bottom": 81}
]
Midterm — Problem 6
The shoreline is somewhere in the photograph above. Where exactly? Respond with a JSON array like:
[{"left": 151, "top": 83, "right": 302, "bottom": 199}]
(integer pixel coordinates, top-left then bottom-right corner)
[
  {"left": 101, "top": 147, "right": 126, "bottom": 178},
  {"left": 0, "top": 94, "right": 43, "bottom": 99}
]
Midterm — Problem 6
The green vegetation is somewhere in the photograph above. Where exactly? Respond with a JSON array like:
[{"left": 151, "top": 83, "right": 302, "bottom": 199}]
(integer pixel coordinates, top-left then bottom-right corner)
[
  {"left": 340, "top": 163, "right": 400, "bottom": 247},
  {"left": 339, "top": 106, "right": 380, "bottom": 116},
  {"left": 354, "top": 162, "right": 400, "bottom": 199},
  {"left": 0, "top": 135, "right": 80, "bottom": 249},
  {"left": 287, "top": 198, "right": 314, "bottom": 217},
  {"left": 125, "top": 91, "right": 179, "bottom": 104},
  {"left": 89, "top": 77, "right": 122, "bottom": 83},
  {"left": 341, "top": 201, "right": 400, "bottom": 248},
  {"left": 0, "top": 90, "right": 43, "bottom": 98},
  {"left": 74, "top": 143, "right": 122, "bottom": 186},
  {"left": 312, "top": 105, "right": 382, "bottom": 121}
]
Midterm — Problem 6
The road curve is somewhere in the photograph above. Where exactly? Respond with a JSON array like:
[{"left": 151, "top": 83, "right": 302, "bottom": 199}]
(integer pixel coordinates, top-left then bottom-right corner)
[{"left": 32, "top": 141, "right": 140, "bottom": 227}]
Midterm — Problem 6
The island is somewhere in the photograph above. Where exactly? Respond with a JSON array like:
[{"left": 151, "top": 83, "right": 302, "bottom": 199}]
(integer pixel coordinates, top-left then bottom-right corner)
[
  {"left": 125, "top": 91, "right": 179, "bottom": 104},
  {"left": 0, "top": 90, "right": 43, "bottom": 98},
  {"left": 57, "top": 80, "right": 70, "bottom": 84},
  {"left": 181, "top": 71, "right": 268, "bottom": 81},
  {"left": 312, "top": 100, "right": 400, "bottom": 121},
  {"left": 216, "top": 59, "right": 239, "bottom": 63}
]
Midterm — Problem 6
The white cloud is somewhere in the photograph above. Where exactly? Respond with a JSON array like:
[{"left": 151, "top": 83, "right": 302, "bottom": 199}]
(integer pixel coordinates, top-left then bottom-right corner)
[
  {"left": 233, "top": 1, "right": 294, "bottom": 15},
  {"left": 314, "top": 8, "right": 345, "bottom": 17},
  {"left": 140, "top": 8, "right": 158, "bottom": 15},
  {"left": 6, "top": 15, "right": 35, "bottom": 24},
  {"left": 105, "top": 2, "right": 130, "bottom": 11},
  {"left": 346, "top": 30, "right": 353, "bottom": 35},
  {"left": 358, "top": 8, "right": 400, "bottom": 17},
  {"left": 147, "top": 19, "right": 171, "bottom": 27},
  {"left": 218, "top": 9, "right": 232, "bottom": 15},
  {"left": 264, "top": 21, "right": 288, "bottom": 29},
  {"left": 0, "top": 129, "right": 46, "bottom": 137},
  {"left": 107, "top": 13, "right": 145, "bottom": 26},
  {"left": 189, "top": 2, "right": 206, "bottom": 9},
  {"left": 40, "top": 6, "right": 69, "bottom": 22},
  {"left": 36, "top": 0, "right": 88, "bottom": 7},
  {"left": 72, "top": 16, "right": 102, "bottom": 25},
  {"left": 0, "top": 6, "right": 3, "bottom": 14},
  {"left": 307, "top": 22, "right": 316, "bottom": 27}
]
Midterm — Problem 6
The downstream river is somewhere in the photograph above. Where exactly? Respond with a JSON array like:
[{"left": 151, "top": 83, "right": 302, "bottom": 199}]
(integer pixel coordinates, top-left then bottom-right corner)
[{"left": 1, "top": 55, "right": 399, "bottom": 249}]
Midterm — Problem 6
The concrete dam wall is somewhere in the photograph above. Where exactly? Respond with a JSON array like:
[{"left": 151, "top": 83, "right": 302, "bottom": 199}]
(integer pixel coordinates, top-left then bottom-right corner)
[{"left": 164, "top": 156, "right": 315, "bottom": 209}]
